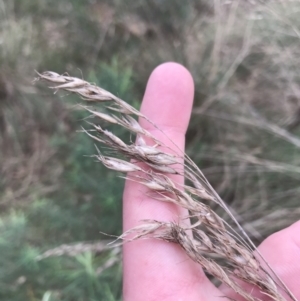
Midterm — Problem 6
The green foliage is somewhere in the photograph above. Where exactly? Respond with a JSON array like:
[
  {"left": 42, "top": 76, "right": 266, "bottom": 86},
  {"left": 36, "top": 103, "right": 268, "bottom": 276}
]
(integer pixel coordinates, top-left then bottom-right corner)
[{"left": 0, "top": 204, "right": 122, "bottom": 301}]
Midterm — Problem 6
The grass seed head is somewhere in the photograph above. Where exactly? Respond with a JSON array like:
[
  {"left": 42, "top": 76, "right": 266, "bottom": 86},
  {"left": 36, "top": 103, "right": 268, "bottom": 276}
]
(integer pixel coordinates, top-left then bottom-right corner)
[{"left": 37, "top": 71, "right": 296, "bottom": 301}]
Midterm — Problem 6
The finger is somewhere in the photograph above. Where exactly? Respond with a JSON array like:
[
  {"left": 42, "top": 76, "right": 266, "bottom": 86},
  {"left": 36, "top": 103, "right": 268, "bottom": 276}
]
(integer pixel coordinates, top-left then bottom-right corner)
[
  {"left": 257, "top": 221, "right": 300, "bottom": 299},
  {"left": 220, "top": 220, "right": 300, "bottom": 300},
  {"left": 123, "top": 62, "right": 221, "bottom": 301}
]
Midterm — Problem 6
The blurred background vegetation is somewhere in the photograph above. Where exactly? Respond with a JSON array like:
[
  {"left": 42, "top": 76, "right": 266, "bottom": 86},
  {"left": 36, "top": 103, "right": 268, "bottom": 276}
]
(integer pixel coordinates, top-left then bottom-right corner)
[{"left": 1, "top": 0, "right": 300, "bottom": 300}]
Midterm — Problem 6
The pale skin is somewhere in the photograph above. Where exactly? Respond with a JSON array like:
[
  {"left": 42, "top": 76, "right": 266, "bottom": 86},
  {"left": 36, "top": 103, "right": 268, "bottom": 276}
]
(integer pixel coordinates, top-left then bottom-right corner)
[{"left": 123, "top": 62, "right": 300, "bottom": 301}]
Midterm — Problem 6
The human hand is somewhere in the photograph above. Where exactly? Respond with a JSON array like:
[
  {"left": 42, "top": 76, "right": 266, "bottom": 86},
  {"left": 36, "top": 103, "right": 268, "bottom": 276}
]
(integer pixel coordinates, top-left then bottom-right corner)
[{"left": 123, "top": 62, "right": 300, "bottom": 301}]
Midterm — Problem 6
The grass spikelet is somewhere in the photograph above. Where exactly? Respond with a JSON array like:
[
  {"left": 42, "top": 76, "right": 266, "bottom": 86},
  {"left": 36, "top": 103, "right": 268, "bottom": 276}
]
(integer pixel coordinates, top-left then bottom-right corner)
[{"left": 35, "top": 71, "right": 297, "bottom": 301}]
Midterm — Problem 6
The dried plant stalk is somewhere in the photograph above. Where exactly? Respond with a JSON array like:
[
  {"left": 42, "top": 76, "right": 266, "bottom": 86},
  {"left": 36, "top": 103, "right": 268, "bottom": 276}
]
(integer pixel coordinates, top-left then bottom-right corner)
[
  {"left": 36, "top": 241, "right": 118, "bottom": 260},
  {"left": 35, "top": 71, "right": 297, "bottom": 301}
]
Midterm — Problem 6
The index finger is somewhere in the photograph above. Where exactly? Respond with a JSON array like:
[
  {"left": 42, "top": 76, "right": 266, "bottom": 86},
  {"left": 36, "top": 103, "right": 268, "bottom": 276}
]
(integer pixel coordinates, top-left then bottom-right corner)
[
  {"left": 123, "top": 62, "right": 221, "bottom": 301},
  {"left": 124, "top": 61, "right": 192, "bottom": 234}
]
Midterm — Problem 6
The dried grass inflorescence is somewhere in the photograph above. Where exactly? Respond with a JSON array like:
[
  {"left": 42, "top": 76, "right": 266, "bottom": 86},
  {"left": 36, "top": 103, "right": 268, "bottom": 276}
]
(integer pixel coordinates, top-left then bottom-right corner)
[{"left": 35, "top": 71, "right": 296, "bottom": 301}]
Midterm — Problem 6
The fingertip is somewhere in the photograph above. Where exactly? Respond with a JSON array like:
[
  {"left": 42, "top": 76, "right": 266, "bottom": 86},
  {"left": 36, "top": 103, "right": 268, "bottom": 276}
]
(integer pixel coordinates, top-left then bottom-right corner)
[
  {"left": 150, "top": 62, "right": 194, "bottom": 89},
  {"left": 140, "top": 62, "right": 194, "bottom": 134}
]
